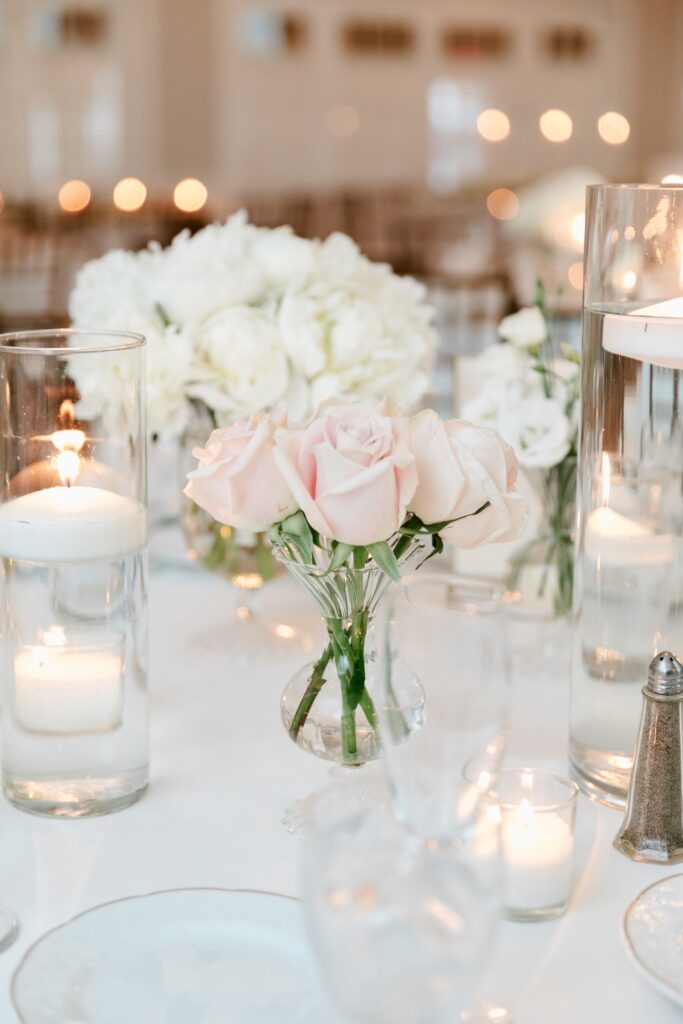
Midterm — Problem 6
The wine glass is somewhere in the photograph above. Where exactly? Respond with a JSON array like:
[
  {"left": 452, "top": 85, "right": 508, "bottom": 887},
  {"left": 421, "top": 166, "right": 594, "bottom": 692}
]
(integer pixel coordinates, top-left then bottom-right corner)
[
  {"left": 374, "top": 572, "right": 509, "bottom": 840},
  {"left": 301, "top": 574, "right": 512, "bottom": 1023}
]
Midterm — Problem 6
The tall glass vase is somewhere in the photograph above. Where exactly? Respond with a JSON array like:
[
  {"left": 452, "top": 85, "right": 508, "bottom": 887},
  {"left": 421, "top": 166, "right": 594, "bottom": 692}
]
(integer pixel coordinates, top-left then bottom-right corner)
[
  {"left": 571, "top": 184, "right": 683, "bottom": 808},
  {"left": 275, "top": 544, "right": 425, "bottom": 767},
  {"left": 0, "top": 329, "right": 148, "bottom": 817}
]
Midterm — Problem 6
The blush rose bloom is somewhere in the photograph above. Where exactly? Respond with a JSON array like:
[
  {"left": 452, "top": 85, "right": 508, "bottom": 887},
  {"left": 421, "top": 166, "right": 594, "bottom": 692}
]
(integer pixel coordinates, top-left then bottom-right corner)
[
  {"left": 408, "top": 410, "right": 529, "bottom": 548},
  {"left": 184, "top": 410, "right": 297, "bottom": 531},
  {"left": 273, "top": 399, "right": 418, "bottom": 546}
]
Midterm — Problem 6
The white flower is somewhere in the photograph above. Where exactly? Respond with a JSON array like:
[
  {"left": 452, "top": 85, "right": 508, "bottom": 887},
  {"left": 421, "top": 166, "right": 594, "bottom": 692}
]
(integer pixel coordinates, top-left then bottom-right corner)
[
  {"left": 154, "top": 211, "right": 266, "bottom": 325},
  {"left": 279, "top": 233, "right": 436, "bottom": 408},
  {"left": 69, "top": 247, "right": 166, "bottom": 345},
  {"left": 187, "top": 306, "right": 290, "bottom": 417},
  {"left": 497, "top": 395, "right": 572, "bottom": 469},
  {"left": 498, "top": 306, "right": 547, "bottom": 349},
  {"left": 476, "top": 343, "right": 530, "bottom": 385},
  {"left": 253, "top": 225, "right": 316, "bottom": 291}
]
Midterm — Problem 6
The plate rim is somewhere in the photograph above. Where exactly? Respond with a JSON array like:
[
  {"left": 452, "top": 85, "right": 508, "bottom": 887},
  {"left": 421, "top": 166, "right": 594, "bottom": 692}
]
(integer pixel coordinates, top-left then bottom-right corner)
[
  {"left": 621, "top": 871, "right": 683, "bottom": 1008},
  {"left": 11, "top": 886, "right": 299, "bottom": 1023}
]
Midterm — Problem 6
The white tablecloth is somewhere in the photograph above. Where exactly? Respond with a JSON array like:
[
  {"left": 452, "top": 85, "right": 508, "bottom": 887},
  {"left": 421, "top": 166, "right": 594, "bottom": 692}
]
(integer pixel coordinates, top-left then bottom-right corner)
[{"left": 1, "top": 564, "right": 681, "bottom": 1023}]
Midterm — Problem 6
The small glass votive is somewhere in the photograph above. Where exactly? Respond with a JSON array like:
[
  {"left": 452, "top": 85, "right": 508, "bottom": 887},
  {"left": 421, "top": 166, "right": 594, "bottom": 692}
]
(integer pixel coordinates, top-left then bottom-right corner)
[{"left": 497, "top": 768, "right": 578, "bottom": 923}]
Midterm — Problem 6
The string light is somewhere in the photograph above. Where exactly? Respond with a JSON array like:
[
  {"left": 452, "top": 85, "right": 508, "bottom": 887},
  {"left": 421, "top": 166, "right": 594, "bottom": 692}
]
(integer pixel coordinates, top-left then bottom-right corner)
[
  {"left": 597, "top": 112, "right": 630, "bottom": 145},
  {"left": 476, "top": 109, "right": 510, "bottom": 142},
  {"left": 58, "top": 179, "right": 91, "bottom": 213},
  {"left": 113, "top": 177, "right": 147, "bottom": 212},
  {"left": 539, "top": 109, "right": 573, "bottom": 143},
  {"left": 173, "top": 178, "right": 208, "bottom": 213},
  {"left": 486, "top": 188, "right": 519, "bottom": 220}
]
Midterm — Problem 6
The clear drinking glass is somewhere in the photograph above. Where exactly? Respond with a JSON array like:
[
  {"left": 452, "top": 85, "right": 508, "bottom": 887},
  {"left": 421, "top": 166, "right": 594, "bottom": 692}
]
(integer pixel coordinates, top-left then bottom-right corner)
[
  {"left": 0, "top": 330, "right": 149, "bottom": 817},
  {"left": 374, "top": 573, "right": 509, "bottom": 840},
  {"left": 303, "top": 782, "right": 502, "bottom": 1024},
  {"left": 571, "top": 184, "right": 683, "bottom": 808}
]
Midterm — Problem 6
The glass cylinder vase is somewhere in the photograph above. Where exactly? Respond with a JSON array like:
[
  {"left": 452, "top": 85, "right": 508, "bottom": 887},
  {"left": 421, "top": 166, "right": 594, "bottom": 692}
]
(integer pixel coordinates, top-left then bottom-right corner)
[
  {"left": 571, "top": 185, "right": 683, "bottom": 808},
  {"left": 0, "top": 330, "right": 149, "bottom": 817}
]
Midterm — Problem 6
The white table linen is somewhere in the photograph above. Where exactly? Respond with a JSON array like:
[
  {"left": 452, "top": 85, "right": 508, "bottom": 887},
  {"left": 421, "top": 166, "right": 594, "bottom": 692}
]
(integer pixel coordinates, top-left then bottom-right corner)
[{"left": 0, "top": 564, "right": 680, "bottom": 1023}]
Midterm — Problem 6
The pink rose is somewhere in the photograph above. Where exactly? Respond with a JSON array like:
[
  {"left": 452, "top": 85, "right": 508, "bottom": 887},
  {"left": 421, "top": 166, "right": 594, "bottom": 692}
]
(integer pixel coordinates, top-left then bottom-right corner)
[
  {"left": 273, "top": 399, "right": 417, "bottom": 546},
  {"left": 408, "top": 410, "right": 528, "bottom": 548},
  {"left": 184, "top": 410, "right": 297, "bottom": 531}
]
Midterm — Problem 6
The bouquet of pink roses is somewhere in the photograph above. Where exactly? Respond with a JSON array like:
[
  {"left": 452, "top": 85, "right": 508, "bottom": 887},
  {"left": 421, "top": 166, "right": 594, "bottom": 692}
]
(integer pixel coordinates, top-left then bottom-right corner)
[{"left": 186, "top": 398, "right": 527, "bottom": 764}]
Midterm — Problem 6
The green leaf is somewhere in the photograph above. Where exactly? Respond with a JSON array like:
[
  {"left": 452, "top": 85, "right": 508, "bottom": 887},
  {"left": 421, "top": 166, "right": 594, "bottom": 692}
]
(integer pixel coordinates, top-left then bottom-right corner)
[
  {"left": 279, "top": 511, "right": 314, "bottom": 563},
  {"left": 367, "top": 541, "right": 401, "bottom": 582},
  {"left": 326, "top": 542, "right": 354, "bottom": 574},
  {"left": 155, "top": 302, "right": 172, "bottom": 328}
]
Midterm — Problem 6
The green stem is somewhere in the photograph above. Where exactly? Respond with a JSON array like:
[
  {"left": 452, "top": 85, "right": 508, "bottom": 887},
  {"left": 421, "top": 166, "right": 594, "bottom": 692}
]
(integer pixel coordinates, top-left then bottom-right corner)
[{"left": 288, "top": 642, "right": 333, "bottom": 741}]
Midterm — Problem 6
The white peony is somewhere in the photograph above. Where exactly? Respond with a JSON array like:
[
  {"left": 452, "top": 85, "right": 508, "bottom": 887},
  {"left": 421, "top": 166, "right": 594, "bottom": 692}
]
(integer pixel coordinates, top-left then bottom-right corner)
[
  {"left": 496, "top": 395, "right": 572, "bottom": 469},
  {"left": 187, "top": 306, "right": 290, "bottom": 418},
  {"left": 279, "top": 231, "right": 436, "bottom": 406},
  {"left": 154, "top": 211, "right": 266, "bottom": 325},
  {"left": 253, "top": 225, "right": 316, "bottom": 291},
  {"left": 498, "top": 306, "right": 547, "bottom": 349},
  {"left": 69, "top": 247, "right": 166, "bottom": 346}
]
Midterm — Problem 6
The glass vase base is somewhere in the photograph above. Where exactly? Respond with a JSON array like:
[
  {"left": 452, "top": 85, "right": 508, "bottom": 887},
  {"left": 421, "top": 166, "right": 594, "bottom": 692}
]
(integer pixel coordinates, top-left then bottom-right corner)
[
  {"left": 504, "top": 902, "right": 567, "bottom": 923},
  {"left": 282, "top": 763, "right": 392, "bottom": 836},
  {"left": 569, "top": 747, "right": 628, "bottom": 810},
  {"left": 0, "top": 908, "right": 18, "bottom": 953},
  {"left": 4, "top": 766, "right": 149, "bottom": 818}
]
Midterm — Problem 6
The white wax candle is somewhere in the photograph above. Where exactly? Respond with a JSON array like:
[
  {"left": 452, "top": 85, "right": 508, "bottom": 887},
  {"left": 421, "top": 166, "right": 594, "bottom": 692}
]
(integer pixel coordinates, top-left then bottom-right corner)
[
  {"left": 502, "top": 802, "right": 573, "bottom": 911},
  {"left": 0, "top": 487, "right": 146, "bottom": 562},
  {"left": 602, "top": 297, "right": 683, "bottom": 369},
  {"left": 585, "top": 506, "right": 675, "bottom": 567},
  {"left": 14, "top": 644, "right": 123, "bottom": 735}
]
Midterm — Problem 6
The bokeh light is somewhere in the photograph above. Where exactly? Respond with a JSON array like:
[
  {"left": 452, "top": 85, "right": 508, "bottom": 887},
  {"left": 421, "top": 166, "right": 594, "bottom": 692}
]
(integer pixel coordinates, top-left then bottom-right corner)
[
  {"left": 622, "top": 269, "right": 637, "bottom": 291},
  {"left": 325, "top": 104, "right": 360, "bottom": 137},
  {"left": 662, "top": 174, "right": 683, "bottom": 184},
  {"left": 476, "top": 108, "right": 510, "bottom": 142},
  {"left": 113, "top": 177, "right": 147, "bottom": 212},
  {"left": 486, "top": 188, "right": 519, "bottom": 220},
  {"left": 568, "top": 261, "right": 584, "bottom": 291},
  {"left": 539, "top": 109, "right": 573, "bottom": 143},
  {"left": 58, "top": 179, "right": 91, "bottom": 213},
  {"left": 624, "top": 225, "right": 636, "bottom": 240},
  {"left": 173, "top": 177, "right": 208, "bottom": 213},
  {"left": 570, "top": 212, "right": 585, "bottom": 248},
  {"left": 597, "top": 112, "right": 630, "bottom": 145}
]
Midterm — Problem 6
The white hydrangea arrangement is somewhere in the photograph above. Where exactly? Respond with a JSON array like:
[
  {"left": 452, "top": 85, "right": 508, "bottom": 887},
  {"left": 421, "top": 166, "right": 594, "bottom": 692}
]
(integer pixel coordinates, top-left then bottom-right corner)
[
  {"left": 462, "top": 288, "right": 580, "bottom": 616},
  {"left": 69, "top": 211, "right": 437, "bottom": 439}
]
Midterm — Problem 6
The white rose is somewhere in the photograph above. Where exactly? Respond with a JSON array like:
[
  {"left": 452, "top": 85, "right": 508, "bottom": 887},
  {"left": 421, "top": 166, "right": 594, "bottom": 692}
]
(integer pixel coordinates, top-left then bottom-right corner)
[
  {"left": 498, "top": 307, "right": 547, "bottom": 349},
  {"left": 154, "top": 212, "right": 266, "bottom": 325},
  {"left": 497, "top": 395, "right": 572, "bottom": 469},
  {"left": 187, "top": 306, "right": 290, "bottom": 416}
]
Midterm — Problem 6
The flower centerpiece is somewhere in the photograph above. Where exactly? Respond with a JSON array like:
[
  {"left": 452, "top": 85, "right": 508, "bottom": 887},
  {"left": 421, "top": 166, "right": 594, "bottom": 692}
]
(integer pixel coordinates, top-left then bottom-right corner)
[
  {"left": 462, "top": 285, "right": 579, "bottom": 617},
  {"left": 186, "top": 397, "right": 528, "bottom": 765},
  {"left": 69, "top": 211, "right": 437, "bottom": 584}
]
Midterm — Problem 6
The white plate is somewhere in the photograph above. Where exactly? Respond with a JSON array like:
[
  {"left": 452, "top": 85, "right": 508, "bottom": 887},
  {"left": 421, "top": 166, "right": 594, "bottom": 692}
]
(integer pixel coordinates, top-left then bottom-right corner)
[
  {"left": 12, "top": 888, "right": 347, "bottom": 1024},
  {"left": 622, "top": 873, "right": 683, "bottom": 1008}
]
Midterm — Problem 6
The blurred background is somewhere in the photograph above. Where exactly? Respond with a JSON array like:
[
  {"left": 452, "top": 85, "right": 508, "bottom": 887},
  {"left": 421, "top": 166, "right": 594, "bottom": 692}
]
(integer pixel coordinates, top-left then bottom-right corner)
[{"left": 0, "top": 0, "right": 681, "bottom": 351}]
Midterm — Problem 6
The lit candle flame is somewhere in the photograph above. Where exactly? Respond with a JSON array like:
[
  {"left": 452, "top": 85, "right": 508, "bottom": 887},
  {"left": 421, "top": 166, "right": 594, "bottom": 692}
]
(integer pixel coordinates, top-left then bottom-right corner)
[
  {"left": 56, "top": 450, "right": 80, "bottom": 486},
  {"left": 51, "top": 402, "right": 85, "bottom": 487}
]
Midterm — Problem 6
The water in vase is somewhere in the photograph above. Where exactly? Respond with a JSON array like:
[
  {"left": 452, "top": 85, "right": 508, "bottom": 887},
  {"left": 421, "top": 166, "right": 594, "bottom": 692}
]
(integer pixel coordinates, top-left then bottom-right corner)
[
  {"left": 570, "top": 308, "right": 683, "bottom": 808},
  {"left": 0, "top": 550, "right": 149, "bottom": 817}
]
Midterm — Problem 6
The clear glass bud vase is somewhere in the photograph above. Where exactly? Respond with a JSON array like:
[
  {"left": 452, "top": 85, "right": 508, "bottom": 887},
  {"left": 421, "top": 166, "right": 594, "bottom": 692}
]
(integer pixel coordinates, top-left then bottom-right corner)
[{"left": 276, "top": 548, "right": 425, "bottom": 767}]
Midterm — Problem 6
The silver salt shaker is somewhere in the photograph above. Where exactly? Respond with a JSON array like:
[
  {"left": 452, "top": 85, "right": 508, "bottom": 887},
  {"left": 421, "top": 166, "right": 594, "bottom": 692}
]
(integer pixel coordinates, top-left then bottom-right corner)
[{"left": 614, "top": 652, "right": 683, "bottom": 864}]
